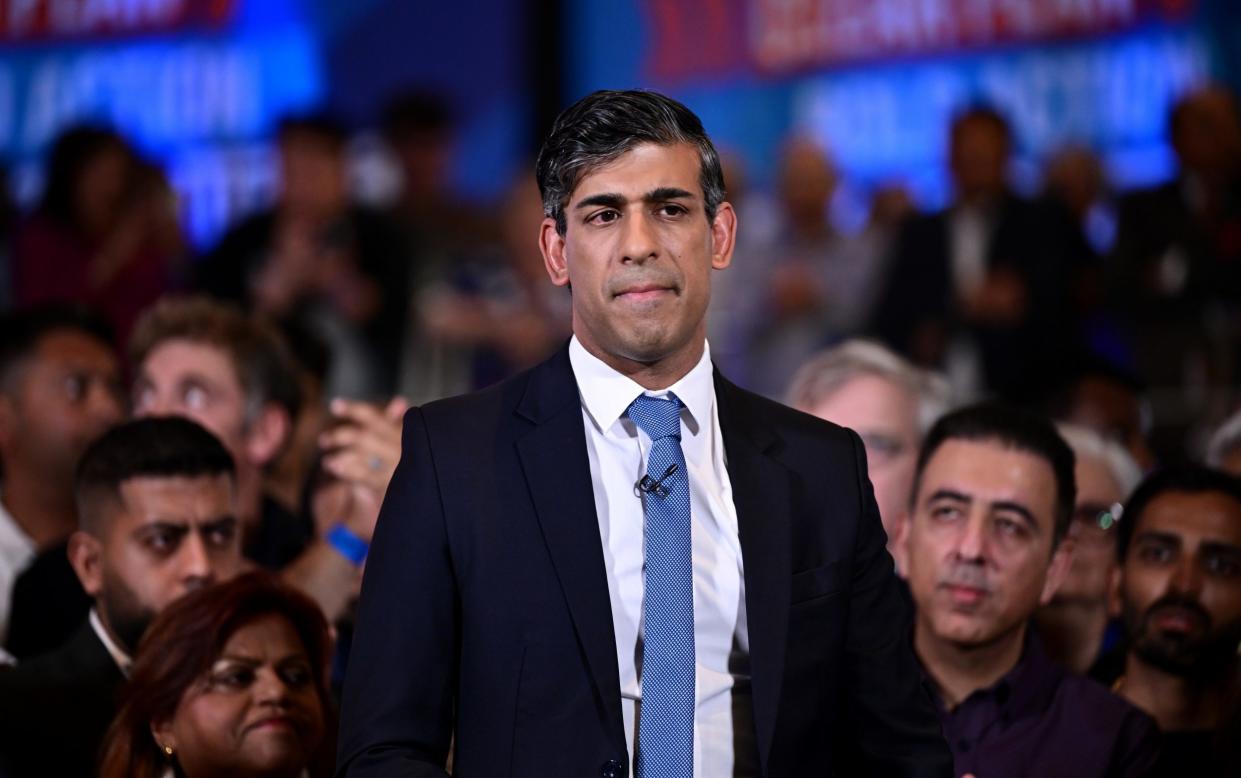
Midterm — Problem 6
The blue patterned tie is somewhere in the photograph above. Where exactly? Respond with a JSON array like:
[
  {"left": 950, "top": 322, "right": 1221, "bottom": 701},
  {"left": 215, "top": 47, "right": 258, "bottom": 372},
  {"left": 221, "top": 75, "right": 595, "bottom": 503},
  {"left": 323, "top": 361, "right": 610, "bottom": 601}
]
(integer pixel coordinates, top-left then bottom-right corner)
[{"left": 627, "top": 393, "right": 694, "bottom": 778}]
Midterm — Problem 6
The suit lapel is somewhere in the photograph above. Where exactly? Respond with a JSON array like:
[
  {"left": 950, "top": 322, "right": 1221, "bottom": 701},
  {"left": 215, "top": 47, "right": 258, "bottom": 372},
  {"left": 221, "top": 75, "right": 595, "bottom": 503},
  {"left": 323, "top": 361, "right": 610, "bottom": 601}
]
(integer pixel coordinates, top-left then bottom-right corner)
[
  {"left": 716, "top": 372, "right": 792, "bottom": 773},
  {"left": 514, "top": 346, "right": 625, "bottom": 747}
]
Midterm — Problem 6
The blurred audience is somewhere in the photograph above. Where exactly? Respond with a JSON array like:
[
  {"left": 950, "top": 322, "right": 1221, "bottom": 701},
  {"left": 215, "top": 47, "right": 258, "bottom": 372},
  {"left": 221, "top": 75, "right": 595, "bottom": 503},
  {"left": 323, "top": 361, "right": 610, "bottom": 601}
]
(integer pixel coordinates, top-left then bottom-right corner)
[
  {"left": 875, "top": 106, "right": 1083, "bottom": 402},
  {"left": 1046, "top": 358, "right": 1157, "bottom": 471},
  {"left": 901, "top": 404, "right": 1158, "bottom": 775},
  {"left": 1110, "top": 466, "right": 1241, "bottom": 776},
  {"left": 786, "top": 339, "right": 952, "bottom": 559},
  {"left": 0, "top": 306, "right": 123, "bottom": 658},
  {"left": 1205, "top": 407, "right": 1241, "bottom": 476},
  {"left": 0, "top": 416, "right": 243, "bottom": 777},
  {"left": 1034, "top": 423, "right": 1142, "bottom": 674},
  {"left": 129, "top": 297, "right": 377, "bottom": 622},
  {"left": 734, "top": 136, "right": 890, "bottom": 397},
  {"left": 11, "top": 125, "right": 185, "bottom": 344},
  {"left": 404, "top": 171, "right": 569, "bottom": 399},
  {"left": 198, "top": 114, "right": 410, "bottom": 399},
  {"left": 100, "top": 572, "right": 332, "bottom": 778},
  {"left": 1110, "top": 85, "right": 1241, "bottom": 459}
]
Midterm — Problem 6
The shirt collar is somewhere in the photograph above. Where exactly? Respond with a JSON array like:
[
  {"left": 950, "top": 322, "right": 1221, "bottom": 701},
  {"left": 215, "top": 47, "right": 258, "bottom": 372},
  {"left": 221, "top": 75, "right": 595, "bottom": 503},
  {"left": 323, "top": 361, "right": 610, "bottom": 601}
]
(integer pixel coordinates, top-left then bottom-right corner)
[
  {"left": 89, "top": 607, "right": 133, "bottom": 676},
  {"left": 568, "top": 335, "right": 715, "bottom": 435},
  {"left": 0, "top": 493, "right": 36, "bottom": 568}
]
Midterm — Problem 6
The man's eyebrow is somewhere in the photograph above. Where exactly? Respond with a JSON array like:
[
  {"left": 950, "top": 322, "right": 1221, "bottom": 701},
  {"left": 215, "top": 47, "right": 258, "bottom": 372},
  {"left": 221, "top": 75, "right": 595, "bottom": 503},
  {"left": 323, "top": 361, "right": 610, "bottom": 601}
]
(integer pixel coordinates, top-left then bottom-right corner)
[
  {"left": 1199, "top": 541, "right": 1241, "bottom": 558},
  {"left": 1133, "top": 530, "right": 1179, "bottom": 546},
  {"left": 989, "top": 500, "right": 1038, "bottom": 530},
  {"left": 644, "top": 187, "right": 695, "bottom": 202},
  {"left": 133, "top": 520, "right": 189, "bottom": 537},
  {"left": 198, "top": 516, "right": 238, "bottom": 531},
  {"left": 926, "top": 488, "right": 971, "bottom": 504},
  {"left": 575, "top": 193, "right": 625, "bottom": 210}
]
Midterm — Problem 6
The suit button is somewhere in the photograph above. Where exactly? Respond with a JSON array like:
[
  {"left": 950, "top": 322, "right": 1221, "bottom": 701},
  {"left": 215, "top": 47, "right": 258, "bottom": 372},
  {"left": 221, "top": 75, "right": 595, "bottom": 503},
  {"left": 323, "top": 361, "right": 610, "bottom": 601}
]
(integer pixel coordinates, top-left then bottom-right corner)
[{"left": 600, "top": 758, "right": 624, "bottom": 778}]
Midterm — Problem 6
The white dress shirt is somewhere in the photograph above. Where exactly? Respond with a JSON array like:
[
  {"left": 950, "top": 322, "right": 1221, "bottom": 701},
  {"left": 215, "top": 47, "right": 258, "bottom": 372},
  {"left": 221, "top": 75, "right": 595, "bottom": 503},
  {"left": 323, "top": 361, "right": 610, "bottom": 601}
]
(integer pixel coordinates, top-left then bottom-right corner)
[
  {"left": 0, "top": 494, "right": 36, "bottom": 654},
  {"left": 569, "top": 336, "right": 758, "bottom": 778},
  {"left": 88, "top": 607, "right": 133, "bottom": 676}
]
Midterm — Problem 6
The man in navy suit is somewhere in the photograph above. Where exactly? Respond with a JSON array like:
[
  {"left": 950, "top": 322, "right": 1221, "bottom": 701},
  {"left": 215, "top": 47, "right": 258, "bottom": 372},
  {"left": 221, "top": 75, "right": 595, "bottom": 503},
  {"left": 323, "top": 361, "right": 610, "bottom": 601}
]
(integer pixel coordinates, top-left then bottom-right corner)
[{"left": 337, "top": 90, "right": 952, "bottom": 778}]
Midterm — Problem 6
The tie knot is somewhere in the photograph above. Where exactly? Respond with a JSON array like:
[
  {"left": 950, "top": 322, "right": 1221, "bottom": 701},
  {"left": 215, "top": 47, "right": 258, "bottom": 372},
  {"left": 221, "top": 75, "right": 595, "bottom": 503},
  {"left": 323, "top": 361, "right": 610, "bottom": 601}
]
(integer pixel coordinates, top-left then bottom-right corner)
[{"left": 627, "top": 393, "right": 684, "bottom": 442}]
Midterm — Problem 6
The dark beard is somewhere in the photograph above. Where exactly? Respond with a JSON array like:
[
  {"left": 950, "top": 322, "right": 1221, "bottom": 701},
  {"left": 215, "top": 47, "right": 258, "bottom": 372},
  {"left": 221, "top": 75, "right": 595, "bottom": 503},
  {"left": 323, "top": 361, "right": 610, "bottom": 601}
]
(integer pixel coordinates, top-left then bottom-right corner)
[
  {"left": 99, "top": 567, "right": 157, "bottom": 655},
  {"left": 1124, "top": 593, "right": 1241, "bottom": 679}
]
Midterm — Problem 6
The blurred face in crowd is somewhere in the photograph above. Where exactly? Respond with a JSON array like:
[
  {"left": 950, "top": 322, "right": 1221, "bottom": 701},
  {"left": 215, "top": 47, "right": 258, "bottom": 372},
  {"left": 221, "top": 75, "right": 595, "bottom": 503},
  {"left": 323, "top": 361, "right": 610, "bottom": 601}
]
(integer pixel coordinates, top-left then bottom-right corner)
[
  {"left": 1116, "top": 490, "right": 1241, "bottom": 678},
  {"left": 70, "top": 474, "right": 242, "bottom": 652},
  {"left": 1063, "top": 376, "right": 1155, "bottom": 471},
  {"left": 0, "top": 330, "right": 124, "bottom": 485},
  {"left": 154, "top": 613, "right": 326, "bottom": 778},
  {"left": 75, "top": 142, "right": 131, "bottom": 237},
  {"left": 133, "top": 340, "right": 253, "bottom": 464},
  {"left": 1052, "top": 452, "right": 1125, "bottom": 605},
  {"left": 809, "top": 374, "right": 919, "bottom": 549},
  {"left": 539, "top": 142, "right": 736, "bottom": 379},
  {"left": 949, "top": 116, "right": 1010, "bottom": 203},
  {"left": 777, "top": 138, "right": 836, "bottom": 229},
  {"left": 1173, "top": 88, "right": 1241, "bottom": 179},
  {"left": 279, "top": 131, "right": 347, "bottom": 221},
  {"left": 904, "top": 439, "right": 1072, "bottom": 649}
]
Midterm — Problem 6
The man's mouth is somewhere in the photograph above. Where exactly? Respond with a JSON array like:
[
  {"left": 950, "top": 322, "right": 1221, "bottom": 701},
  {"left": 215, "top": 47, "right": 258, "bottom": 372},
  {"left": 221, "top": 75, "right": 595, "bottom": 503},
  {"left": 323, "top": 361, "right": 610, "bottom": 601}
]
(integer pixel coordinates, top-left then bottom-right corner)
[
  {"left": 941, "top": 583, "right": 989, "bottom": 607},
  {"left": 1149, "top": 605, "right": 1207, "bottom": 636},
  {"left": 615, "top": 284, "right": 674, "bottom": 302}
]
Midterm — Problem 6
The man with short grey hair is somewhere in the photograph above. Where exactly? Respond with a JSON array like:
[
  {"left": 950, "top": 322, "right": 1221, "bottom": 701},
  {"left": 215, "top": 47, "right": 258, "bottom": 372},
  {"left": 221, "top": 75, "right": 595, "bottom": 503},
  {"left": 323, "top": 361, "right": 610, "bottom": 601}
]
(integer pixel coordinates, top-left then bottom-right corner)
[
  {"left": 1034, "top": 423, "right": 1142, "bottom": 673},
  {"left": 788, "top": 339, "right": 952, "bottom": 556}
]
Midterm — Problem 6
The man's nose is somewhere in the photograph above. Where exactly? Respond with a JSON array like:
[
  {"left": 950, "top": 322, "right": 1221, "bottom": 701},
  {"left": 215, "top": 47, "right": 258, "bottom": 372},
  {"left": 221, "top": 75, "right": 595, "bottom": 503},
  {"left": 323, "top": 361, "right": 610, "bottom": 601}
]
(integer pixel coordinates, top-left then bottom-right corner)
[
  {"left": 952, "top": 513, "right": 988, "bottom": 562},
  {"left": 1169, "top": 554, "right": 1204, "bottom": 598},
  {"left": 178, "top": 534, "right": 217, "bottom": 590},
  {"left": 620, "top": 211, "right": 659, "bottom": 263}
]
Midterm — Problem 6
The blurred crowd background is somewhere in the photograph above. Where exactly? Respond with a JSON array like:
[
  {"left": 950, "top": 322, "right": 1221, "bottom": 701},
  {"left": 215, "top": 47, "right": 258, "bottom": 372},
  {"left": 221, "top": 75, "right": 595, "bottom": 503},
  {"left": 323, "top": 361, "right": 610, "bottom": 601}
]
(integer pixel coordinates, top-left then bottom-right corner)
[{"left": 3, "top": 0, "right": 1241, "bottom": 775}]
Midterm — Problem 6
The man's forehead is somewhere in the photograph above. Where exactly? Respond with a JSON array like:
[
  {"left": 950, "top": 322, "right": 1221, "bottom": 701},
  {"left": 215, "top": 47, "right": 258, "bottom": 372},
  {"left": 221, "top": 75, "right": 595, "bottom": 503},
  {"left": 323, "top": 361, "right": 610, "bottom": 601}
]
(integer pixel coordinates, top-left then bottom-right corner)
[
  {"left": 117, "top": 473, "right": 234, "bottom": 510},
  {"left": 568, "top": 142, "right": 703, "bottom": 202},
  {"left": 1137, "top": 490, "right": 1241, "bottom": 546},
  {"left": 920, "top": 440, "right": 1055, "bottom": 504},
  {"left": 143, "top": 340, "right": 237, "bottom": 382},
  {"left": 35, "top": 329, "right": 115, "bottom": 366}
]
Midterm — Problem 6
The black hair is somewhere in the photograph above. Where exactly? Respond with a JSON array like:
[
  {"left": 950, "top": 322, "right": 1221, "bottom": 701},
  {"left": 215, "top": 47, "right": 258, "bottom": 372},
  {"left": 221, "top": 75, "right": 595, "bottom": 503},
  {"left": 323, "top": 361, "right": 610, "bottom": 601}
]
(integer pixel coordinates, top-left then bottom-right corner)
[
  {"left": 1118, "top": 466, "right": 1241, "bottom": 562},
  {"left": 0, "top": 305, "right": 114, "bottom": 390},
  {"left": 277, "top": 113, "right": 349, "bottom": 151},
  {"left": 535, "top": 89, "right": 726, "bottom": 236},
  {"left": 37, "top": 124, "right": 131, "bottom": 229},
  {"left": 911, "top": 402, "right": 1077, "bottom": 544},
  {"left": 950, "top": 103, "right": 1014, "bottom": 147},
  {"left": 381, "top": 89, "right": 454, "bottom": 143},
  {"left": 75, "top": 416, "right": 235, "bottom": 534}
]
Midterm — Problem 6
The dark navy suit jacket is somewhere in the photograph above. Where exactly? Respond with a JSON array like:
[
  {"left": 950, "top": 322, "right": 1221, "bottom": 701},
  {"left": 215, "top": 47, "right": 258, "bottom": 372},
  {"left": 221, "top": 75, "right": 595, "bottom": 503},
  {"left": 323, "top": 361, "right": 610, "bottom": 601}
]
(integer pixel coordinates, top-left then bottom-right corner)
[{"left": 337, "top": 345, "right": 952, "bottom": 777}]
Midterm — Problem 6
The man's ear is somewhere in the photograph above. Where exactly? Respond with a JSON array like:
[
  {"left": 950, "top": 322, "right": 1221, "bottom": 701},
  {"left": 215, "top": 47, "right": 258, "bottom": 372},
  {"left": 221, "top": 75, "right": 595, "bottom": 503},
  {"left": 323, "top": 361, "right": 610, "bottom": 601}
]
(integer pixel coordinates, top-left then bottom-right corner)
[
  {"left": 68, "top": 530, "right": 105, "bottom": 598},
  {"left": 0, "top": 394, "right": 17, "bottom": 450},
  {"left": 244, "top": 405, "right": 291, "bottom": 469},
  {"left": 1039, "top": 537, "right": 1076, "bottom": 605},
  {"left": 890, "top": 511, "right": 910, "bottom": 578},
  {"left": 709, "top": 202, "right": 738, "bottom": 271},
  {"left": 539, "top": 217, "right": 570, "bottom": 288}
]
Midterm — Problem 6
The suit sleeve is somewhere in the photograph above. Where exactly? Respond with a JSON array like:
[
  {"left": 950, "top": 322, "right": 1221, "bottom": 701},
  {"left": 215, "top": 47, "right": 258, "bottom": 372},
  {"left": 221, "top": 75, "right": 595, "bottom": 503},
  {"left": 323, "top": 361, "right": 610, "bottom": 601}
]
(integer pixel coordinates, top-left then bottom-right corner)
[
  {"left": 838, "top": 429, "right": 954, "bottom": 777},
  {"left": 336, "top": 408, "right": 455, "bottom": 777}
]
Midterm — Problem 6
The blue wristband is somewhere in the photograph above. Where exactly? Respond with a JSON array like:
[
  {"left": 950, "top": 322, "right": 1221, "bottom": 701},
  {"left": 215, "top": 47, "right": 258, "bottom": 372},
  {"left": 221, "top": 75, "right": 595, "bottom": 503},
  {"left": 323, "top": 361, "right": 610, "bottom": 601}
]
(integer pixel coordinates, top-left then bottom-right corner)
[{"left": 327, "top": 524, "right": 369, "bottom": 566}]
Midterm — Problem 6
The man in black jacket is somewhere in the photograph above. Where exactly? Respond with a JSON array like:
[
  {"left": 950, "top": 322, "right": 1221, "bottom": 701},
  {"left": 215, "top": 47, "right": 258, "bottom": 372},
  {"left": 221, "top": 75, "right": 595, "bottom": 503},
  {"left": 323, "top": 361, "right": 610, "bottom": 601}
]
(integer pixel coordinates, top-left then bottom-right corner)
[
  {"left": 0, "top": 417, "right": 244, "bottom": 777},
  {"left": 338, "top": 89, "right": 951, "bottom": 777}
]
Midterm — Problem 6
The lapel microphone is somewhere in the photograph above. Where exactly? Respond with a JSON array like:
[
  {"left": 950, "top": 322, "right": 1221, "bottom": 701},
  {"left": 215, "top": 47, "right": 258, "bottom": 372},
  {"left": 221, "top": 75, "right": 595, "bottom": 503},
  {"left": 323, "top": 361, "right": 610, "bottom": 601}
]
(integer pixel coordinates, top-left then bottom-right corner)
[{"left": 635, "top": 463, "right": 679, "bottom": 499}]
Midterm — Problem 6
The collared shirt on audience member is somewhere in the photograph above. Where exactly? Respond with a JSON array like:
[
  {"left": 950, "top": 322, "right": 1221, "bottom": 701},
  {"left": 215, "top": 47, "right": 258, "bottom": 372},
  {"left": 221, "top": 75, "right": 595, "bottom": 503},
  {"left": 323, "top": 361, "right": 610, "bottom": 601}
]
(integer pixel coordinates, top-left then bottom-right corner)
[
  {"left": 1111, "top": 466, "right": 1241, "bottom": 777},
  {"left": 787, "top": 339, "right": 953, "bottom": 566},
  {"left": 901, "top": 404, "right": 1159, "bottom": 776},
  {"left": 0, "top": 306, "right": 124, "bottom": 658},
  {"left": 0, "top": 416, "right": 244, "bottom": 778}
]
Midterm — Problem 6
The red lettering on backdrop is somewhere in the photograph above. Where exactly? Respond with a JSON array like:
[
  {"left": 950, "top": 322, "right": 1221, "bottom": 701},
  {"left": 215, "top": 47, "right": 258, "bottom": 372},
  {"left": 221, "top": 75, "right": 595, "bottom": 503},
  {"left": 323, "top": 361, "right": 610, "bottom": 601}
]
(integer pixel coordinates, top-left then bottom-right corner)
[
  {"left": 643, "top": 0, "right": 751, "bottom": 82},
  {"left": 643, "top": 0, "right": 1199, "bottom": 82},
  {"left": 0, "top": 0, "right": 239, "bottom": 42}
]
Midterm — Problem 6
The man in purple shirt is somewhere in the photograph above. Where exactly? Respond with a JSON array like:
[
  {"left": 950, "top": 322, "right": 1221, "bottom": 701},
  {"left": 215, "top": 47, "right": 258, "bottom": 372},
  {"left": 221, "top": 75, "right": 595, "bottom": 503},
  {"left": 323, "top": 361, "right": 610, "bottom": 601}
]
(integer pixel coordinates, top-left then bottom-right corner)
[{"left": 901, "top": 403, "right": 1159, "bottom": 776}]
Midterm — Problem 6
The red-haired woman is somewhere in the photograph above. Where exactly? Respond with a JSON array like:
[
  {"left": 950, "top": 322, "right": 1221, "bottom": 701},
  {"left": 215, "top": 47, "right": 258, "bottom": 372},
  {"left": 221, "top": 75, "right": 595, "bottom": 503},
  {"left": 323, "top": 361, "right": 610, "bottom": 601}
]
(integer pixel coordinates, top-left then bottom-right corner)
[{"left": 99, "top": 572, "right": 333, "bottom": 778}]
